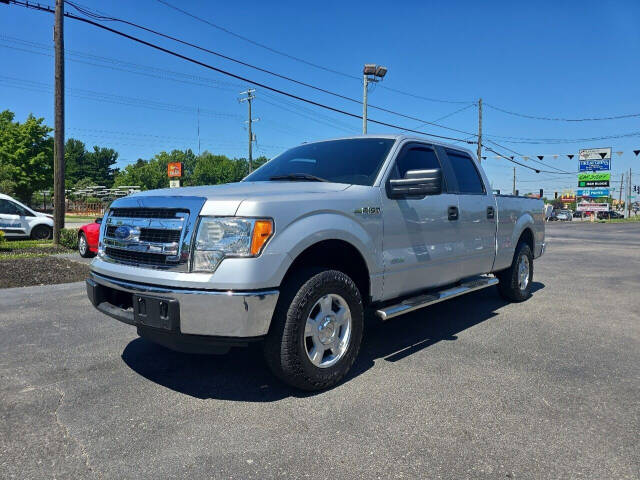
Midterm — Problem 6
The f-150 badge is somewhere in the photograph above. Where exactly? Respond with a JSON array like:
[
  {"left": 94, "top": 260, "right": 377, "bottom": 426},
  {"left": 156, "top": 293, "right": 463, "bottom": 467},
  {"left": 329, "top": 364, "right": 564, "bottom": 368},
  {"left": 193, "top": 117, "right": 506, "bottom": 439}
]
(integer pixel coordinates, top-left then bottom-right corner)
[{"left": 354, "top": 207, "right": 381, "bottom": 215}]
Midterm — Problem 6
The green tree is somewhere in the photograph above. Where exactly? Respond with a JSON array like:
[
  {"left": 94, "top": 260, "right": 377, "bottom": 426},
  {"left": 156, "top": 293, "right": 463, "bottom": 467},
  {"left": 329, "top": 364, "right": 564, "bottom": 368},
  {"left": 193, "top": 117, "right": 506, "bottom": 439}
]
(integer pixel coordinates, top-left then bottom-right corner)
[
  {"left": 0, "top": 110, "right": 53, "bottom": 202},
  {"left": 87, "top": 146, "right": 119, "bottom": 186},
  {"left": 65, "top": 139, "right": 119, "bottom": 187}
]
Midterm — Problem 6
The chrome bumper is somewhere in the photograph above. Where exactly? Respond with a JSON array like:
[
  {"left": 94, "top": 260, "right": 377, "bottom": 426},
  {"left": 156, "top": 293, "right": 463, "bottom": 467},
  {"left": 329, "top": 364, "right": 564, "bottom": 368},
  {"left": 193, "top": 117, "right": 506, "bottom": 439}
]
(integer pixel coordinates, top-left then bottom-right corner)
[{"left": 87, "top": 272, "right": 279, "bottom": 337}]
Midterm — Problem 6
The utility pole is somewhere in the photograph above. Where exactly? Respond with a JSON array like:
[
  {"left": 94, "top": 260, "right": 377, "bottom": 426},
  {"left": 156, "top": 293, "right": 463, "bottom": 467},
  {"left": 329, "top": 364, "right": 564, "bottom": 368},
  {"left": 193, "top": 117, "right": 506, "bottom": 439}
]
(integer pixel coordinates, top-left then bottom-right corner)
[
  {"left": 477, "top": 98, "right": 482, "bottom": 163},
  {"left": 197, "top": 106, "right": 200, "bottom": 155},
  {"left": 512, "top": 167, "right": 516, "bottom": 195},
  {"left": 628, "top": 168, "right": 633, "bottom": 218},
  {"left": 53, "top": 0, "right": 65, "bottom": 244},
  {"left": 618, "top": 173, "right": 624, "bottom": 209},
  {"left": 239, "top": 89, "right": 257, "bottom": 173}
]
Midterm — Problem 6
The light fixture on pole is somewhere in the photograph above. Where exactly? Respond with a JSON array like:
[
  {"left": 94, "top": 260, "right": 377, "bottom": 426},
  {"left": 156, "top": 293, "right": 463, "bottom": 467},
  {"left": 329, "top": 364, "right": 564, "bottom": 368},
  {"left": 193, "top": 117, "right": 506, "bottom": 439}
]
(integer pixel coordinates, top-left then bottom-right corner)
[{"left": 362, "top": 63, "right": 387, "bottom": 134}]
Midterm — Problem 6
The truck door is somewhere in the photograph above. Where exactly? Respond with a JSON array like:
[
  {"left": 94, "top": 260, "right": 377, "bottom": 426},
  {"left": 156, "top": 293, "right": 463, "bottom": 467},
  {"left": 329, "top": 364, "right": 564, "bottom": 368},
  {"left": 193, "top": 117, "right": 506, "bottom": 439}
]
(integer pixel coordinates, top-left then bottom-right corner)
[
  {"left": 0, "top": 199, "right": 28, "bottom": 237},
  {"left": 442, "top": 148, "right": 496, "bottom": 277},
  {"left": 380, "top": 142, "right": 461, "bottom": 300}
]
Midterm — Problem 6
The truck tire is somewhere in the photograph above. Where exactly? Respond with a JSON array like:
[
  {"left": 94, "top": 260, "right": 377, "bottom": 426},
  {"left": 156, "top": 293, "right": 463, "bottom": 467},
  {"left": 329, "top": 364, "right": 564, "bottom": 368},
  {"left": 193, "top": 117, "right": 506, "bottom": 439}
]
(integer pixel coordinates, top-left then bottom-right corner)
[
  {"left": 30, "top": 224, "right": 52, "bottom": 240},
  {"left": 496, "top": 243, "right": 533, "bottom": 302},
  {"left": 263, "top": 269, "right": 364, "bottom": 391}
]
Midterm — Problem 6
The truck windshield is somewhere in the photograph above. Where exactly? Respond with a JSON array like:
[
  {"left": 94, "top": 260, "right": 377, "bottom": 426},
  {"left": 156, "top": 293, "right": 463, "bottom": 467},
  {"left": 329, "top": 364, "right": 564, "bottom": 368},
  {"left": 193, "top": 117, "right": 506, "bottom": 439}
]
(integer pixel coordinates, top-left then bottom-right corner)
[{"left": 244, "top": 138, "right": 395, "bottom": 186}]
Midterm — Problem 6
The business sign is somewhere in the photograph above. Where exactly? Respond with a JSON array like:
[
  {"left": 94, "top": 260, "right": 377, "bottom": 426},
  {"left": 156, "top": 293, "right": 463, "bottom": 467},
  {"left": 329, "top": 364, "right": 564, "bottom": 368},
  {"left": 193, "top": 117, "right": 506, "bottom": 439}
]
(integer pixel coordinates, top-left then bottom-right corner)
[
  {"left": 578, "top": 172, "right": 610, "bottom": 187},
  {"left": 167, "top": 162, "right": 182, "bottom": 178},
  {"left": 577, "top": 188, "right": 610, "bottom": 198},
  {"left": 560, "top": 194, "right": 576, "bottom": 203},
  {"left": 169, "top": 179, "right": 181, "bottom": 188},
  {"left": 579, "top": 159, "right": 611, "bottom": 171},
  {"left": 579, "top": 148, "right": 611, "bottom": 172},
  {"left": 576, "top": 202, "right": 609, "bottom": 212},
  {"left": 579, "top": 148, "right": 611, "bottom": 161}
]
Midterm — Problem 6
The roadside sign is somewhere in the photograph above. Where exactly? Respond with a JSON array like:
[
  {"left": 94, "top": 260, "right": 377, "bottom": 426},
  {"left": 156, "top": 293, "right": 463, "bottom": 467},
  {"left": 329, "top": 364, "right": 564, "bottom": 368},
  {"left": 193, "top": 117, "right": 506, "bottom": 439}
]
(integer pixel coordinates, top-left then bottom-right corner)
[
  {"left": 579, "top": 148, "right": 611, "bottom": 172},
  {"left": 169, "top": 179, "right": 180, "bottom": 188},
  {"left": 577, "top": 202, "right": 609, "bottom": 212},
  {"left": 578, "top": 172, "right": 610, "bottom": 187},
  {"left": 167, "top": 162, "right": 182, "bottom": 178},
  {"left": 579, "top": 148, "right": 612, "bottom": 160},
  {"left": 577, "top": 188, "right": 610, "bottom": 197}
]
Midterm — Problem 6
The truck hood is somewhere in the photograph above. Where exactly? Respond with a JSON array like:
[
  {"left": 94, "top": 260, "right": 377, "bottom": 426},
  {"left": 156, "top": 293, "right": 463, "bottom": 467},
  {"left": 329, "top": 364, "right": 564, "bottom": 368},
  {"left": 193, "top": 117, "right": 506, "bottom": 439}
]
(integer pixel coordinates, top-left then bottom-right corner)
[{"left": 128, "top": 181, "right": 351, "bottom": 216}]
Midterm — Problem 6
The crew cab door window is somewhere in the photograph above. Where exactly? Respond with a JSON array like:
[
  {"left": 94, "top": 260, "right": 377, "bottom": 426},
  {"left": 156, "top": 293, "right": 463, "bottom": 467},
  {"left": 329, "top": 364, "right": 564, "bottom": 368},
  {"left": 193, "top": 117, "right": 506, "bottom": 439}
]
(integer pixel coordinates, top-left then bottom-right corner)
[
  {"left": 445, "top": 150, "right": 485, "bottom": 194},
  {"left": 392, "top": 145, "right": 442, "bottom": 181}
]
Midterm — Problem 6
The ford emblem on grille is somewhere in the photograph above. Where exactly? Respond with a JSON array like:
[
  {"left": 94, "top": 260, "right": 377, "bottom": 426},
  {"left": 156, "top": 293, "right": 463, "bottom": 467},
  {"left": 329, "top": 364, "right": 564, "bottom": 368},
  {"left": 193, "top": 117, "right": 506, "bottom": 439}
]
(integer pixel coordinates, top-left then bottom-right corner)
[{"left": 114, "top": 225, "right": 133, "bottom": 240}]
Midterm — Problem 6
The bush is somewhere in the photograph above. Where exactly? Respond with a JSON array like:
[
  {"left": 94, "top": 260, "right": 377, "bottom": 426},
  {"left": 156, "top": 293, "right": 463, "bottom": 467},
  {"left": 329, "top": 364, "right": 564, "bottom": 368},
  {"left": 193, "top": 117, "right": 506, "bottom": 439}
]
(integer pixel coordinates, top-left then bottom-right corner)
[
  {"left": 0, "top": 230, "right": 5, "bottom": 245},
  {"left": 59, "top": 228, "right": 79, "bottom": 250}
]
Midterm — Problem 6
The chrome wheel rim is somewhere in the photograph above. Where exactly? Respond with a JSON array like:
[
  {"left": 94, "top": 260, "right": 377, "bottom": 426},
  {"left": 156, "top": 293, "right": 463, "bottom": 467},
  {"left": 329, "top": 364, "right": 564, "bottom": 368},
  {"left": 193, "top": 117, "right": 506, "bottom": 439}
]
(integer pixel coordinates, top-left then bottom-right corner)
[
  {"left": 518, "top": 255, "right": 530, "bottom": 291},
  {"left": 79, "top": 235, "right": 87, "bottom": 255},
  {"left": 304, "top": 293, "right": 352, "bottom": 369}
]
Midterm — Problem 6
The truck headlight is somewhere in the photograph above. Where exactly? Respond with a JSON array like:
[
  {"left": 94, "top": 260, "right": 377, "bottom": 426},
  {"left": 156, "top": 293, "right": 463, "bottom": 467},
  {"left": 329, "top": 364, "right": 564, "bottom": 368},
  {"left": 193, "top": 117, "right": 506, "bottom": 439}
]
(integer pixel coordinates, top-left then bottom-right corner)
[{"left": 192, "top": 217, "right": 273, "bottom": 272}]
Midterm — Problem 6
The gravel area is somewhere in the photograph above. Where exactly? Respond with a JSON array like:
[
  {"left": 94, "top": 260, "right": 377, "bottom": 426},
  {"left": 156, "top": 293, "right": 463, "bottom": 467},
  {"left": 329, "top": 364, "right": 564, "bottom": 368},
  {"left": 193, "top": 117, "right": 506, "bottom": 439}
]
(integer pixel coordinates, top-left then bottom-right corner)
[{"left": 0, "top": 257, "right": 90, "bottom": 288}]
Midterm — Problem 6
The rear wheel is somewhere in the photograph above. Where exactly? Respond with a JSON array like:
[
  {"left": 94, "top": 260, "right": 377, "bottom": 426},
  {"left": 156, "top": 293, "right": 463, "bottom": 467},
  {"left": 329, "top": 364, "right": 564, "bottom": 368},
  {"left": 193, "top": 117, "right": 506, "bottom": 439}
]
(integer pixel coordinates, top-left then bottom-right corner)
[
  {"left": 496, "top": 243, "right": 533, "bottom": 302},
  {"left": 78, "top": 232, "right": 94, "bottom": 258},
  {"left": 263, "top": 269, "right": 364, "bottom": 391},
  {"left": 30, "top": 224, "right": 52, "bottom": 240}
]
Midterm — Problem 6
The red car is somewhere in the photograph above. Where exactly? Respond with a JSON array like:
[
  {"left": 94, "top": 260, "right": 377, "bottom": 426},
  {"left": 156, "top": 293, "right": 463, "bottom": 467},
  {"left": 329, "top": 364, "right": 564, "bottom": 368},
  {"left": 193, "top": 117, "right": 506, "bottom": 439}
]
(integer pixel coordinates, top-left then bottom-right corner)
[{"left": 78, "top": 218, "right": 102, "bottom": 258}]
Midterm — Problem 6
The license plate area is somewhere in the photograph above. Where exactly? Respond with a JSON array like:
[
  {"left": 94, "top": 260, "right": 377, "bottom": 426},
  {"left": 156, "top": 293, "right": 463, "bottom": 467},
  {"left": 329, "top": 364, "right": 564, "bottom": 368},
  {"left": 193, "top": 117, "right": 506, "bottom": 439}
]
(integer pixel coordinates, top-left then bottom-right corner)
[{"left": 133, "top": 294, "right": 180, "bottom": 331}]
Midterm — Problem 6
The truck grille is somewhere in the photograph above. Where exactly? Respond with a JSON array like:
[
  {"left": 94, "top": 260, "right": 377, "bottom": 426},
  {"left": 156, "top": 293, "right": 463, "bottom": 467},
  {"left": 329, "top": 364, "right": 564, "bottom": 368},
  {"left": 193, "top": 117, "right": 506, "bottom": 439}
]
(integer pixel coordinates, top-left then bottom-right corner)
[
  {"left": 102, "top": 207, "right": 190, "bottom": 270},
  {"left": 105, "top": 247, "right": 172, "bottom": 266},
  {"left": 110, "top": 208, "right": 185, "bottom": 219}
]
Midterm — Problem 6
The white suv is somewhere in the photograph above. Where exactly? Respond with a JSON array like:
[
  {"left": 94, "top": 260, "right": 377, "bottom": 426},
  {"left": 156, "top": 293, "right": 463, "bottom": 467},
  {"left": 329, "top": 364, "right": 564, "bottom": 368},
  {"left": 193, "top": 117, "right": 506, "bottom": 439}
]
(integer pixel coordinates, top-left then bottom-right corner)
[{"left": 0, "top": 193, "right": 54, "bottom": 239}]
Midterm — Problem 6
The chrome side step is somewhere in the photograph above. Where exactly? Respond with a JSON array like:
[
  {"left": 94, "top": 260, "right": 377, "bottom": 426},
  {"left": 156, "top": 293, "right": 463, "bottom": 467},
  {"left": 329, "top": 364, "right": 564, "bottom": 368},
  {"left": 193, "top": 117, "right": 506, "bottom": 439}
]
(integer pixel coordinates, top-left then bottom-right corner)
[{"left": 375, "top": 276, "right": 499, "bottom": 321}]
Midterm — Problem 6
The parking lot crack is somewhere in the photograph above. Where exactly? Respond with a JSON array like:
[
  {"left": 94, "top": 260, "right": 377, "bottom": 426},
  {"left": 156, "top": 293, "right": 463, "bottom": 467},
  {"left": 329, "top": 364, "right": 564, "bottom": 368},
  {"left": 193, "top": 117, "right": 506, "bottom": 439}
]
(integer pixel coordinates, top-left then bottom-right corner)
[{"left": 49, "top": 385, "right": 102, "bottom": 479}]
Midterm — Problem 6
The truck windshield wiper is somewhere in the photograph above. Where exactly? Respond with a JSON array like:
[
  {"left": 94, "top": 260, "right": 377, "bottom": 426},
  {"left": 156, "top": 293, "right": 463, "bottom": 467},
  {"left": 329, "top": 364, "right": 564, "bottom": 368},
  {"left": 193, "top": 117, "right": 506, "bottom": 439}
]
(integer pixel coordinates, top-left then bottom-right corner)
[{"left": 269, "top": 173, "right": 328, "bottom": 182}]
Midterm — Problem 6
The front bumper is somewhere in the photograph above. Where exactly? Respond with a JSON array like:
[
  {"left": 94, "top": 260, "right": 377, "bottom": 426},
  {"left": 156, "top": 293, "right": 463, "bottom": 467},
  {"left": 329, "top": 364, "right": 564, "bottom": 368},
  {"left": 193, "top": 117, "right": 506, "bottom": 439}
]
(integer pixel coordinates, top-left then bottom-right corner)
[{"left": 86, "top": 272, "right": 279, "bottom": 340}]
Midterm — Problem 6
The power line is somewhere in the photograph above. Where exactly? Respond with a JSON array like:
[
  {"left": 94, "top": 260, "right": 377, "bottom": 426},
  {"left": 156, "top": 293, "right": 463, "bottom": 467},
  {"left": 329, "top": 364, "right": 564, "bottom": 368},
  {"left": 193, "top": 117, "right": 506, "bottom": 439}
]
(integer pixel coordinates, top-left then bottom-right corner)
[
  {"left": 63, "top": 1, "right": 478, "bottom": 137},
  {"left": 153, "top": 0, "right": 474, "bottom": 105},
  {"left": 484, "top": 130, "right": 640, "bottom": 145},
  {"left": 484, "top": 102, "right": 640, "bottom": 122},
  {"left": 9, "top": 0, "right": 475, "bottom": 145},
  {"left": 484, "top": 138, "right": 575, "bottom": 174}
]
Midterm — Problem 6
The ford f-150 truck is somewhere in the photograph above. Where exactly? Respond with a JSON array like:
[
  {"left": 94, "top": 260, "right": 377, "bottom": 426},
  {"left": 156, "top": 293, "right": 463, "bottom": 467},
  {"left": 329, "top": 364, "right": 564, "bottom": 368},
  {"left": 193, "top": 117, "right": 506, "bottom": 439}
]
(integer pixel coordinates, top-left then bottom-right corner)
[{"left": 86, "top": 135, "right": 545, "bottom": 390}]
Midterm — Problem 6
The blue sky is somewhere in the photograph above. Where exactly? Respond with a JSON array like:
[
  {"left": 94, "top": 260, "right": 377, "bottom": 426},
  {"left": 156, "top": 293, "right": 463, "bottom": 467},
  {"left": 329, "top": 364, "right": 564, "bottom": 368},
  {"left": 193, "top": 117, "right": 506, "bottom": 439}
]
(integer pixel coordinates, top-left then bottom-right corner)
[{"left": 1, "top": 0, "right": 639, "bottom": 195}]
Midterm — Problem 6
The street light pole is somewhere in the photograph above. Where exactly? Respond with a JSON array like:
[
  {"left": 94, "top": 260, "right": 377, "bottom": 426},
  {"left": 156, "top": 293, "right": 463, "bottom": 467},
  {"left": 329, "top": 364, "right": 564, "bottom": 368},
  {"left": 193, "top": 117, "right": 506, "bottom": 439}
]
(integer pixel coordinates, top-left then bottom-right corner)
[
  {"left": 362, "top": 64, "right": 387, "bottom": 135},
  {"left": 362, "top": 74, "right": 368, "bottom": 134}
]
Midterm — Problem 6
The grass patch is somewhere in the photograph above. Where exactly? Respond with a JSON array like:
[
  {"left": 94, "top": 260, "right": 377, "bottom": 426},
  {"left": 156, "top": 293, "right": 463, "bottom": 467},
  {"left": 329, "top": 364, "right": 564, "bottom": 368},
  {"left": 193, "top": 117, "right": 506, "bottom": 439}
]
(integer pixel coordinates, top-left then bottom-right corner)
[
  {"left": 65, "top": 216, "right": 99, "bottom": 223},
  {"left": 0, "top": 239, "right": 71, "bottom": 260}
]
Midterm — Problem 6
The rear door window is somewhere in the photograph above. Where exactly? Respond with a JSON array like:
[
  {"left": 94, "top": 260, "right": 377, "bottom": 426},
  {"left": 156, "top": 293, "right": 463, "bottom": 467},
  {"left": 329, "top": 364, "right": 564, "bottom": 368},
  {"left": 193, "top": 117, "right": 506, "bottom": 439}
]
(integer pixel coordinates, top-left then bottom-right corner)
[{"left": 445, "top": 149, "right": 485, "bottom": 194}]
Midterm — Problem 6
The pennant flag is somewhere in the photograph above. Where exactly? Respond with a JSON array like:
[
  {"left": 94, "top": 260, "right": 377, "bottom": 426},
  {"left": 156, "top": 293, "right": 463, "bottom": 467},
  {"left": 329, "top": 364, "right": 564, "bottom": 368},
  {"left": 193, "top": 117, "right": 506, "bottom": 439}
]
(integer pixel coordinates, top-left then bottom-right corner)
[
  {"left": 535, "top": 169, "right": 540, "bottom": 173},
  {"left": 616, "top": 151, "right": 623, "bottom": 157},
  {"left": 523, "top": 156, "right": 529, "bottom": 160},
  {"left": 634, "top": 150, "right": 640, "bottom": 156},
  {"left": 510, "top": 156, "right": 514, "bottom": 160},
  {"left": 553, "top": 155, "right": 558, "bottom": 159},
  {"left": 481, "top": 156, "right": 487, "bottom": 160},
  {"left": 567, "top": 154, "right": 574, "bottom": 159},
  {"left": 599, "top": 152, "right": 608, "bottom": 159},
  {"left": 537, "top": 155, "right": 544, "bottom": 160}
]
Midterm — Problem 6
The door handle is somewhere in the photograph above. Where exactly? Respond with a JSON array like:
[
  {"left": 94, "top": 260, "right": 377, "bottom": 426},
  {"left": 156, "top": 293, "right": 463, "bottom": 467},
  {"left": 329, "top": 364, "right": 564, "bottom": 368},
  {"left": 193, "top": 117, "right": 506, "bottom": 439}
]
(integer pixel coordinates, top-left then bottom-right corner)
[
  {"left": 487, "top": 206, "right": 495, "bottom": 219},
  {"left": 448, "top": 206, "right": 458, "bottom": 221}
]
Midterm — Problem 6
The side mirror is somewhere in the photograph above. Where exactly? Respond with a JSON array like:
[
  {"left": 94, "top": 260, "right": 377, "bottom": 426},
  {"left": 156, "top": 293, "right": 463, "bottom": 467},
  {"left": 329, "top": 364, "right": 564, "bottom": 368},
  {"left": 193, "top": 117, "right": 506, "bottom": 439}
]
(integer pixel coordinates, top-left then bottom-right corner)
[
  {"left": 387, "top": 168, "right": 442, "bottom": 198},
  {"left": 95, "top": 217, "right": 103, "bottom": 224}
]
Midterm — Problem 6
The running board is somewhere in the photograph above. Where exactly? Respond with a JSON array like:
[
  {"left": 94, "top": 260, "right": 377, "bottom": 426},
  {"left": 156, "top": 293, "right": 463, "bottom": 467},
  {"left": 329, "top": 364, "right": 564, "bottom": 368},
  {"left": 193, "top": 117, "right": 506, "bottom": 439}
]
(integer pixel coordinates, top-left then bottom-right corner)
[{"left": 375, "top": 276, "right": 499, "bottom": 321}]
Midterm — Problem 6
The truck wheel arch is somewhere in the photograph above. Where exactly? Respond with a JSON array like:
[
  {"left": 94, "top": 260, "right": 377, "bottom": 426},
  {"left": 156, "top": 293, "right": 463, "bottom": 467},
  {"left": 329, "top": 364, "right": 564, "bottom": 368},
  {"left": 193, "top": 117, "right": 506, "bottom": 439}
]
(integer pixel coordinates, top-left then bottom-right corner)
[
  {"left": 281, "top": 239, "right": 371, "bottom": 305},
  {"left": 517, "top": 227, "right": 534, "bottom": 252}
]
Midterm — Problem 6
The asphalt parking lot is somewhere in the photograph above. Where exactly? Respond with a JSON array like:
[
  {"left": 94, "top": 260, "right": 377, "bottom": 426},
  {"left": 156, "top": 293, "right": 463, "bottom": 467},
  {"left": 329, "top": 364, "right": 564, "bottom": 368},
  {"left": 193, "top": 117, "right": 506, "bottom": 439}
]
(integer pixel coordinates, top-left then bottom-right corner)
[{"left": 1, "top": 222, "right": 638, "bottom": 479}]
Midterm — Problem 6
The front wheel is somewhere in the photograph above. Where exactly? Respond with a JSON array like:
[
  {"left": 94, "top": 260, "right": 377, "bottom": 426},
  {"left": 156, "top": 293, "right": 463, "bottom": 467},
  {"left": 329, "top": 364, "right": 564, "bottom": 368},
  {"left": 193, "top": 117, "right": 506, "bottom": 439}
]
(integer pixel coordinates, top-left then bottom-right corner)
[
  {"left": 30, "top": 224, "right": 52, "bottom": 240},
  {"left": 495, "top": 243, "right": 533, "bottom": 302},
  {"left": 263, "top": 269, "right": 364, "bottom": 391}
]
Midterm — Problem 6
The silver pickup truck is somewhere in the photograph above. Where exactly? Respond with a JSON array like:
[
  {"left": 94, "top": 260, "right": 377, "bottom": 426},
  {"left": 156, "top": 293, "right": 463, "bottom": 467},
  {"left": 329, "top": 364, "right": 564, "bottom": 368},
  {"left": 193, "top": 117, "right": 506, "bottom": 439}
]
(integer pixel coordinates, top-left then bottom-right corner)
[{"left": 87, "top": 135, "right": 545, "bottom": 390}]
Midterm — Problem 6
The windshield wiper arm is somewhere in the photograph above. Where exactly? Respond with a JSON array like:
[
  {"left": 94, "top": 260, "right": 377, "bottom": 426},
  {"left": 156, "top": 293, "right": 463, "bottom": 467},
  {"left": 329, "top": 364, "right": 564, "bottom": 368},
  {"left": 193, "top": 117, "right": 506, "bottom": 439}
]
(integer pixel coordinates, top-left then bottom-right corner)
[{"left": 269, "top": 173, "right": 328, "bottom": 182}]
